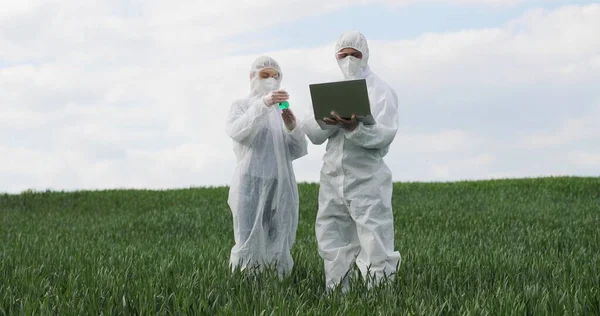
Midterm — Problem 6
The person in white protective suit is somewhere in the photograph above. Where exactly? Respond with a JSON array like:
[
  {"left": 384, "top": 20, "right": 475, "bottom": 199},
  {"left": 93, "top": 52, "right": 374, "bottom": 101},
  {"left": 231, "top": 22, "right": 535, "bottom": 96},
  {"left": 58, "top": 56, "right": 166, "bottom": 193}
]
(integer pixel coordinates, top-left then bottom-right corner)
[
  {"left": 300, "top": 31, "right": 401, "bottom": 292},
  {"left": 225, "top": 56, "right": 308, "bottom": 278}
]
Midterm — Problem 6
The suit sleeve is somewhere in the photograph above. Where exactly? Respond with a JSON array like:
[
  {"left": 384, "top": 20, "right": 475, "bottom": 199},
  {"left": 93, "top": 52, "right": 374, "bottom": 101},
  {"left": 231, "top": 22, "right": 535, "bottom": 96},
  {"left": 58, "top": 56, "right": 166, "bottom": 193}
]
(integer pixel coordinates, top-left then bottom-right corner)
[
  {"left": 225, "top": 98, "right": 271, "bottom": 146},
  {"left": 283, "top": 125, "right": 308, "bottom": 160},
  {"left": 343, "top": 87, "right": 399, "bottom": 150},
  {"left": 300, "top": 117, "right": 338, "bottom": 145}
]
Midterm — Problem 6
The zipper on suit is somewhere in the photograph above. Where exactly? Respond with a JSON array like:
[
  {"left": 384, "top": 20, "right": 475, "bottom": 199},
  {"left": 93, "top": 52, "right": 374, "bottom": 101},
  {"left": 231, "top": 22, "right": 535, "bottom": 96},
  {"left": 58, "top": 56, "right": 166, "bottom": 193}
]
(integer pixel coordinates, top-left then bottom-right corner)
[{"left": 337, "top": 134, "right": 345, "bottom": 198}]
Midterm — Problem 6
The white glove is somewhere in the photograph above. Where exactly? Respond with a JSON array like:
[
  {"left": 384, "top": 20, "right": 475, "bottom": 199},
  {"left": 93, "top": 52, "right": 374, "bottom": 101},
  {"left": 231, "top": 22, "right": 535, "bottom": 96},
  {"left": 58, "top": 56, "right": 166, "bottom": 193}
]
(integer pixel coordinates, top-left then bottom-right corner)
[
  {"left": 281, "top": 109, "right": 297, "bottom": 131},
  {"left": 262, "top": 90, "right": 289, "bottom": 107}
]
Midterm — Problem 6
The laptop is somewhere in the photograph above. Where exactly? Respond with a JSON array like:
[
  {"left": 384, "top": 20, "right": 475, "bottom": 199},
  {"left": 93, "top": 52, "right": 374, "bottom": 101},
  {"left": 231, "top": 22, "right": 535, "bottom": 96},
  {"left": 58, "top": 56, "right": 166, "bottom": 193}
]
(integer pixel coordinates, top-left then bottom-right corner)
[{"left": 309, "top": 79, "right": 374, "bottom": 129}]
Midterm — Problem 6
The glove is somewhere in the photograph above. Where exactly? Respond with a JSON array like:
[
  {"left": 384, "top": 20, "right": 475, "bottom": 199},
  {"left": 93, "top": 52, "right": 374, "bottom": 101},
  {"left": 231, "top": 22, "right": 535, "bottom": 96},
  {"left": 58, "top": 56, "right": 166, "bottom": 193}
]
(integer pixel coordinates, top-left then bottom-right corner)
[
  {"left": 262, "top": 90, "right": 289, "bottom": 107},
  {"left": 281, "top": 109, "right": 297, "bottom": 131}
]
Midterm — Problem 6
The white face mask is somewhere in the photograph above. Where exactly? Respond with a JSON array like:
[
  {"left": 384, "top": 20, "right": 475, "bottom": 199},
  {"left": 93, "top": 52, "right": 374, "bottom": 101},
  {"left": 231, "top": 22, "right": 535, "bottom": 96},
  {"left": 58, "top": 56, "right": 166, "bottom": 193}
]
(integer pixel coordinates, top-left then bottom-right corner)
[
  {"left": 337, "top": 56, "right": 361, "bottom": 79},
  {"left": 262, "top": 77, "right": 279, "bottom": 90},
  {"left": 250, "top": 72, "right": 280, "bottom": 96},
  {"left": 254, "top": 77, "right": 279, "bottom": 95}
]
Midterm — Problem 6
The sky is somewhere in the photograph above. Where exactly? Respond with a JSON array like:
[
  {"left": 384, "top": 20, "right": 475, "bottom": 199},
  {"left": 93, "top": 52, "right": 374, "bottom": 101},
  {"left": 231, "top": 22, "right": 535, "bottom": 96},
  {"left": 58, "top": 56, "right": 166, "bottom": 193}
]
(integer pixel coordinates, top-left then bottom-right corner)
[{"left": 1, "top": 0, "right": 599, "bottom": 193}]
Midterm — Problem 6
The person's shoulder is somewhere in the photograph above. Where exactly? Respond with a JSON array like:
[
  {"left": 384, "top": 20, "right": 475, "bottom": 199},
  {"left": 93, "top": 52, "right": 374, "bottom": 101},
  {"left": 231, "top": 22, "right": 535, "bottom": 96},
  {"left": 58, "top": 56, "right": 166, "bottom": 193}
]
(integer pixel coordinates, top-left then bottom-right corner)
[
  {"left": 367, "top": 72, "right": 397, "bottom": 98},
  {"left": 230, "top": 96, "right": 255, "bottom": 108},
  {"left": 367, "top": 72, "right": 393, "bottom": 89},
  {"left": 232, "top": 97, "right": 251, "bottom": 105}
]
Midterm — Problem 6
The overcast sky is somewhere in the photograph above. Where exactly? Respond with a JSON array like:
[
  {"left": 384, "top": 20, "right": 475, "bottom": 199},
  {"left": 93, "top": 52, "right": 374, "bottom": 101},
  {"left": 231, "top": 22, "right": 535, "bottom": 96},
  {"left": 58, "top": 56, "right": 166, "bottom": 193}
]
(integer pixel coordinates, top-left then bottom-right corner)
[{"left": 1, "top": 0, "right": 599, "bottom": 193}]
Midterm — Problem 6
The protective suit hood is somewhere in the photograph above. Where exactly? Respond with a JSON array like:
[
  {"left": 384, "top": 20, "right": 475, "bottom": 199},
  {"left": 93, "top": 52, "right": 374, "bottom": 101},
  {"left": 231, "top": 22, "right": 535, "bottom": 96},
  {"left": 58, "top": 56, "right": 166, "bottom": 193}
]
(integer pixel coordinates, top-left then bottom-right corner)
[
  {"left": 249, "top": 56, "right": 282, "bottom": 97},
  {"left": 335, "top": 31, "right": 372, "bottom": 80}
]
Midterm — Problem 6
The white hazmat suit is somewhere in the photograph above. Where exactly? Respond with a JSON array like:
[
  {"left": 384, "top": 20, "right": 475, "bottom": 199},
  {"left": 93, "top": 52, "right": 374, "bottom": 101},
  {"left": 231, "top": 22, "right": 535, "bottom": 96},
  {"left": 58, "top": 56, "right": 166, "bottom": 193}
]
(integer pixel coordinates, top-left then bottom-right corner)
[
  {"left": 301, "top": 31, "right": 401, "bottom": 291},
  {"left": 226, "top": 56, "right": 308, "bottom": 278}
]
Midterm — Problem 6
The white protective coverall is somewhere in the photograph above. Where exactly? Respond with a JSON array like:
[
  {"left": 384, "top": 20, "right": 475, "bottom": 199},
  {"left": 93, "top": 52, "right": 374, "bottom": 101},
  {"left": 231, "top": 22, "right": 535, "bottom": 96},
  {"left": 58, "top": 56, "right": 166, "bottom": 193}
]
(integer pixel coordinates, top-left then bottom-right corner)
[
  {"left": 226, "top": 56, "right": 308, "bottom": 278},
  {"left": 301, "top": 31, "right": 401, "bottom": 291}
]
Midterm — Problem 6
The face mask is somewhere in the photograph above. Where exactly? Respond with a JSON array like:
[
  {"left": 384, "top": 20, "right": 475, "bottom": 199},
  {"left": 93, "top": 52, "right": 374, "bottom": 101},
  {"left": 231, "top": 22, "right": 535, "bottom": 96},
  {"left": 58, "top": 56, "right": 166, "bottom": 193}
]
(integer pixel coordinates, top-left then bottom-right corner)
[
  {"left": 250, "top": 77, "right": 279, "bottom": 95},
  {"left": 337, "top": 56, "right": 361, "bottom": 79},
  {"left": 254, "top": 77, "right": 279, "bottom": 95}
]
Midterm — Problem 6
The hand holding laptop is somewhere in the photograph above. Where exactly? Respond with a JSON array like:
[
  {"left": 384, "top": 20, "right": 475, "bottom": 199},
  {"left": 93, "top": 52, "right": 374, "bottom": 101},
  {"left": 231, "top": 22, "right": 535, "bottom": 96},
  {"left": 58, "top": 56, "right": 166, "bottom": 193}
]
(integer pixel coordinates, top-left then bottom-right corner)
[{"left": 323, "top": 111, "right": 358, "bottom": 131}]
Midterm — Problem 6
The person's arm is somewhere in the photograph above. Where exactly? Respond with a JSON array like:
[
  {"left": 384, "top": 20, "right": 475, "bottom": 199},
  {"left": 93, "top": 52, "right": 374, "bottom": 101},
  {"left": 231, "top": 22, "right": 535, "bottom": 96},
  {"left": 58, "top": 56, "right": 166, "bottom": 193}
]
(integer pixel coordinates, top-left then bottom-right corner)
[
  {"left": 283, "top": 126, "right": 308, "bottom": 160},
  {"left": 300, "top": 117, "right": 337, "bottom": 145},
  {"left": 225, "top": 98, "right": 271, "bottom": 146},
  {"left": 343, "top": 88, "right": 399, "bottom": 150}
]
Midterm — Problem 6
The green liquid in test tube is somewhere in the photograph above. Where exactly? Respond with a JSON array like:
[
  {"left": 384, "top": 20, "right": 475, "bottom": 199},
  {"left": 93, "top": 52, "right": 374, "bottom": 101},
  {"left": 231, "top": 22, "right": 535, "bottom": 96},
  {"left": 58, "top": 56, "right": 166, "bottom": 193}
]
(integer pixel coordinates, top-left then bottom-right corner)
[
  {"left": 278, "top": 101, "right": 289, "bottom": 110},
  {"left": 278, "top": 88, "right": 289, "bottom": 110}
]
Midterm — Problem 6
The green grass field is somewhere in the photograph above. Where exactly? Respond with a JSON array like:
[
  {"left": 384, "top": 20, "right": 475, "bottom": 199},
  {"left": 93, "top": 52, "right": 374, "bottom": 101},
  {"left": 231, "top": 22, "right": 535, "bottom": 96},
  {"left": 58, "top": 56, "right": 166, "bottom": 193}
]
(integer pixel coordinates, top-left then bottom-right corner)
[{"left": 1, "top": 177, "right": 599, "bottom": 315}]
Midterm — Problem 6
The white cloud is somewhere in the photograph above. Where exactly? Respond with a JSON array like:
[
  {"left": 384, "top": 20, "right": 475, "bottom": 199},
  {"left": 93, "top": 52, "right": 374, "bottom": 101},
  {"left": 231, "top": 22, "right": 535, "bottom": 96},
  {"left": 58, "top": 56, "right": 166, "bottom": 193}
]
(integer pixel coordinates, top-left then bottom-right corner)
[
  {"left": 0, "top": 0, "right": 368, "bottom": 64},
  {"left": 377, "top": 0, "right": 561, "bottom": 8},
  {"left": 372, "top": 5, "right": 600, "bottom": 88},
  {"left": 430, "top": 153, "right": 496, "bottom": 180},
  {"left": 1, "top": 3, "right": 599, "bottom": 193},
  {"left": 568, "top": 151, "right": 600, "bottom": 167},
  {"left": 521, "top": 104, "right": 600, "bottom": 148},
  {"left": 395, "top": 130, "right": 482, "bottom": 152}
]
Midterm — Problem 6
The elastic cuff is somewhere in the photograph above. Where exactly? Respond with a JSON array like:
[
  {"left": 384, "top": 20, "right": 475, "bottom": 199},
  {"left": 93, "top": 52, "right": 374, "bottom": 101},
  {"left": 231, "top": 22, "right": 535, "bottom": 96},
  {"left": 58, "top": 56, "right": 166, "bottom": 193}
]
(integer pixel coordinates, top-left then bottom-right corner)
[
  {"left": 343, "top": 122, "right": 363, "bottom": 138},
  {"left": 284, "top": 124, "right": 298, "bottom": 134}
]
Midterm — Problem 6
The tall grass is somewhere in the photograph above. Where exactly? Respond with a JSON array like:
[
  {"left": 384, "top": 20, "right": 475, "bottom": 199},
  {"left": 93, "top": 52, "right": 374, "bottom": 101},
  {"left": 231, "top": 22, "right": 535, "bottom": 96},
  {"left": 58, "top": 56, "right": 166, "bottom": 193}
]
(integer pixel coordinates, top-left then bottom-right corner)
[{"left": 1, "top": 177, "right": 599, "bottom": 315}]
